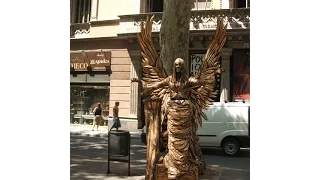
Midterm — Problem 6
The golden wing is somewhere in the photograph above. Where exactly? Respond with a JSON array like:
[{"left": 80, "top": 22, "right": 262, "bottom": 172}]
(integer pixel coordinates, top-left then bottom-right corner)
[
  {"left": 138, "top": 15, "right": 168, "bottom": 100},
  {"left": 190, "top": 17, "right": 227, "bottom": 128},
  {"left": 138, "top": 15, "right": 171, "bottom": 158}
]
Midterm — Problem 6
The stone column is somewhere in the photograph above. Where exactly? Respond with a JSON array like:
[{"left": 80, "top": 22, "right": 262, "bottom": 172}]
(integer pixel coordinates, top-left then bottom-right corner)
[
  {"left": 140, "top": 0, "right": 144, "bottom": 13},
  {"left": 70, "top": 0, "right": 72, "bottom": 23},
  {"left": 90, "top": 0, "right": 98, "bottom": 21},
  {"left": 220, "top": 48, "right": 232, "bottom": 103},
  {"left": 129, "top": 50, "right": 141, "bottom": 117}
]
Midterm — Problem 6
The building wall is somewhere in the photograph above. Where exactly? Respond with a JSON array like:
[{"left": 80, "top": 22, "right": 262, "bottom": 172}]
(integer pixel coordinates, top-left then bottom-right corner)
[
  {"left": 70, "top": 39, "right": 132, "bottom": 117},
  {"left": 109, "top": 49, "right": 131, "bottom": 117},
  {"left": 97, "top": 0, "right": 141, "bottom": 20},
  {"left": 71, "top": 38, "right": 142, "bottom": 131},
  {"left": 90, "top": 23, "right": 119, "bottom": 37},
  {"left": 221, "top": 0, "right": 227, "bottom": 9},
  {"left": 70, "top": 1, "right": 250, "bottom": 131}
]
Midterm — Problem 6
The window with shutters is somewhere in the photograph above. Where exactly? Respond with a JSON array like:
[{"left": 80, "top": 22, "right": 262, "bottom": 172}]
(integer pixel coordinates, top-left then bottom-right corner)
[
  {"left": 71, "top": 0, "right": 92, "bottom": 24},
  {"left": 233, "top": 0, "right": 250, "bottom": 8}
]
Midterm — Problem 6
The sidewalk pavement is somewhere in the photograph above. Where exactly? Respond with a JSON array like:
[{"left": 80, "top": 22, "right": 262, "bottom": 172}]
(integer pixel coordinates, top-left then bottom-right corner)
[
  {"left": 70, "top": 124, "right": 222, "bottom": 180},
  {"left": 70, "top": 124, "right": 142, "bottom": 138}
]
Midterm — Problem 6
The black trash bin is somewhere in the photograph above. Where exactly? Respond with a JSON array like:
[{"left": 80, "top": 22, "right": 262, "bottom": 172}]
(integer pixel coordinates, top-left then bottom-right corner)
[
  {"left": 109, "top": 130, "right": 130, "bottom": 156},
  {"left": 107, "top": 130, "right": 131, "bottom": 176}
]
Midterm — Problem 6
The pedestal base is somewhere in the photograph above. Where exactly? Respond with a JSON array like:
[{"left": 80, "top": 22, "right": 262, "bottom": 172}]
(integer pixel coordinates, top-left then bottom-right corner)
[{"left": 155, "top": 164, "right": 198, "bottom": 180}]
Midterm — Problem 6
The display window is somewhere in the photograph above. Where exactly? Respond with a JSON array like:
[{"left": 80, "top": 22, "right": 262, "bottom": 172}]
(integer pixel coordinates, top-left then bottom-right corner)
[
  {"left": 231, "top": 49, "right": 250, "bottom": 102},
  {"left": 70, "top": 86, "right": 110, "bottom": 119}
]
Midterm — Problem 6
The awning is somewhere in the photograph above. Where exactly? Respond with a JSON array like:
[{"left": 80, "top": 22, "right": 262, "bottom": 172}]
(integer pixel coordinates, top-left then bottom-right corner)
[{"left": 70, "top": 74, "right": 110, "bottom": 83}]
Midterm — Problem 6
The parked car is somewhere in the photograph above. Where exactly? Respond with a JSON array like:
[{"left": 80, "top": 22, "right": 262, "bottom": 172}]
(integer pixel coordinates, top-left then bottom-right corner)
[{"left": 141, "top": 102, "right": 250, "bottom": 156}]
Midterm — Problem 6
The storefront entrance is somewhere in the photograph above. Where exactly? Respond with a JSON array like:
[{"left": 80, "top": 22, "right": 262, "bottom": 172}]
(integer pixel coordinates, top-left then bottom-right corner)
[
  {"left": 230, "top": 49, "right": 250, "bottom": 102},
  {"left": 70, "top": 85, "right": 110, "bottom": 125}
]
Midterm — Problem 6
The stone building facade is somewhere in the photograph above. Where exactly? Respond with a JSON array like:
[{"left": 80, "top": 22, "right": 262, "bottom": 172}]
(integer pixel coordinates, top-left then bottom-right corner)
[{"left": 70, "top": 0, "right": 250, "bottom": 131}]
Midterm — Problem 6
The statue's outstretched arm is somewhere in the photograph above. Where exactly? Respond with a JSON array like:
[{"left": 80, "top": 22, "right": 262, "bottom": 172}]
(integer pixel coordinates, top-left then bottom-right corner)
[
  {"left": 146, "top": 79, "right": 168, "bottom": 91},
  {"left": 131, "top": 78, "right": 145, "bottom": 86},
  {"left": 131, "top": 77, "right": 168, "bottom": 92}
]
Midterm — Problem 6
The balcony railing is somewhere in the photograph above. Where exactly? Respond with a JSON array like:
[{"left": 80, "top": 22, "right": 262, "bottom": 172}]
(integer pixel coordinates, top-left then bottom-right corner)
[
  {"left": 70, "top": 23, "right": 91, "bottom": 38},
  {"left": 70, "top": 8, "right": 250, "bottom": 38},
  {"left": 118, "top": 8, "right": 250, "bottom": 35}
]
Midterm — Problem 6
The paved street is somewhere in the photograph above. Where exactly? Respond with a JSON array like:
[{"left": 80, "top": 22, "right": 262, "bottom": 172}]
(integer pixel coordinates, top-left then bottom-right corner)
[
  {"left": 70, "top": 129, "right": 249, "bottom": 180},
  {"left": 201, "top": 148, "right": 250, "bottom": 180}
]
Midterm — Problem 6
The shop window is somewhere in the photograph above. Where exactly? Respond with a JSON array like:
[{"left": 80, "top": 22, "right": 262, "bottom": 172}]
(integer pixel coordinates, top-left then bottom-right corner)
[
  {"left": 230, "top": 49, "right": 250, "bottom": 102},
  {"left": 147, "top": 0, "right": 163, "bottom": 12},
  {"left": 233, "top": 0, "right": 250, "bottom": 8},
  {"left": 70, "top": 86, "right": 110, "bottom": 118},
  {"left": 189, "top": 53, "right": 221, "bottom": 102},
  {"left": 71, "top": 0, "right": 91, "bottom": 23}
]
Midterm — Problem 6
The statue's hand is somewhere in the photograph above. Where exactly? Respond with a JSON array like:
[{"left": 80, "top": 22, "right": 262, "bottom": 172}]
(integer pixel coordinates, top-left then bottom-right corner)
[
  {"left": 131, "top": 78, "right": 147, "bottom": 88},
  {"left": 131, "top": 78, "right": 139, "bottom": 83}
]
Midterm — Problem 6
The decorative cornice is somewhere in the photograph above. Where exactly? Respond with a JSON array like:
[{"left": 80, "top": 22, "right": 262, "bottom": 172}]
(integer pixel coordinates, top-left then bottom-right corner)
[
  {"left": 89, "top": 19, "right": 120, "bottom": 26},
  {"left": 70, "top": 23, "right": 91, "bottom": 38},
  {"left": 118, "top": 8, "right": 250, "bottom": 34},
  {"left": 70, "top": 9, "right": 250, "bottom": 39}
]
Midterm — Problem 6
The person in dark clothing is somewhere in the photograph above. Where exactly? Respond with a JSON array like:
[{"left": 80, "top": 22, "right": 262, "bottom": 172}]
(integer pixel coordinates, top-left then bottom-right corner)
[{"left": 92, "top": 103, "right": 102, "bottom": 131}]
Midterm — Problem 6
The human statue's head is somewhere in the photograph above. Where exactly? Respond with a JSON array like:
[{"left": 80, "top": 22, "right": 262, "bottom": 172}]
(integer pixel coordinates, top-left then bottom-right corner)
[
  {"left": 115, "top": 101, "right": 120, "bottom": 106},
  {"left": 172, "top": 58, "right": 185, "bottom": 82},
  {"left": 174, "top": 58, "right": 184, "bottom": 73}
]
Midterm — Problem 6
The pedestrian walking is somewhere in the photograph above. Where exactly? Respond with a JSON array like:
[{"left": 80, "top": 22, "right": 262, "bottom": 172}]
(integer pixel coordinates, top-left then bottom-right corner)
[
  {"left": 110, "top": 101, "right": 121, "bottom": 131},
  {"left": 92, "top": 103, "right": 102, "bottom": 131}
]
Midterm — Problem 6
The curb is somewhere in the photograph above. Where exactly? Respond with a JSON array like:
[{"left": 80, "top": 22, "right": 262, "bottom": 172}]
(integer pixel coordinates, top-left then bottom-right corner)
[{"left": 70, "top": 131, "right": 142, "bottom": 139}]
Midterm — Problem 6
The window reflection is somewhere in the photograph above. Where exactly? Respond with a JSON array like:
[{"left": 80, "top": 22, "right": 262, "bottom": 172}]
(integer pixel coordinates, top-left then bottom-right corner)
[{"left": 70, "top": 86, "right": 110, "bottom": 124}]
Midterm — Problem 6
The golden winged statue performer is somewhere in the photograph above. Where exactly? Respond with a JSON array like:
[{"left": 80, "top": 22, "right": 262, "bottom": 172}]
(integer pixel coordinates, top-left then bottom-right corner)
[{"left": 132, "top": 15, "right": 227, "bottom": 180}]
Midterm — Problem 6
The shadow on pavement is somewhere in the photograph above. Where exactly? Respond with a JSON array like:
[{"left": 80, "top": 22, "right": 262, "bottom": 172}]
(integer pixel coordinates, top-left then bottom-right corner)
[
  {"left": 71, "top": 135, "right": 250, "bottom": 180},
  {"left": 71, "top": 135, "right": 146, "bottom": 180},
  {"left": 201, "top": 148, "right": 250, "bottom": 180}
]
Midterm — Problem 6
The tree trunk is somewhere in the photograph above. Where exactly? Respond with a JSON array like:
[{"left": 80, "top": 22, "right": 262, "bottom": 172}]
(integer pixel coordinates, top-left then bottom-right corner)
[{"left": 160, "top": 0, "right": 193, "bottom": 76}]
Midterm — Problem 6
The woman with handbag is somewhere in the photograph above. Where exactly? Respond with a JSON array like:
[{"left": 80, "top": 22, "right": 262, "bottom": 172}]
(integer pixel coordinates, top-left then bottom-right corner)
[{"left": 92, "top": 103, "right": 102, "bottom": 131}]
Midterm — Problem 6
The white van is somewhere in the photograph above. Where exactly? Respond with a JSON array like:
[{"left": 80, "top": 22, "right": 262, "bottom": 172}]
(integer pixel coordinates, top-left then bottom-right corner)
[
  {"left": 198, "top": 102, "right": 250, "bottom": 156},
  {"left": 141, "top": 102, "right": 250, "bottom": 156}
]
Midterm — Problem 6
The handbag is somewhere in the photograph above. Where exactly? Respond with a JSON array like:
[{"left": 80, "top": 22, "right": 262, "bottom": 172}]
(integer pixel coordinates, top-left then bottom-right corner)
[
  {"left": 113, "top": 117, "right": 121, "bottom": 128},
  {"left": 116, "top": 117, "right": 121, "bottom": 127}
]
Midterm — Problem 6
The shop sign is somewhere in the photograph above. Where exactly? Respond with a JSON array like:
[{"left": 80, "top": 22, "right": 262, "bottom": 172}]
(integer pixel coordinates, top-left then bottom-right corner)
[
  {"left": 70, "top": 51, "right": 111, "bottom": 71},
  {"left": 190, "top": 54, "right": 205, "bottom": 76}
]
